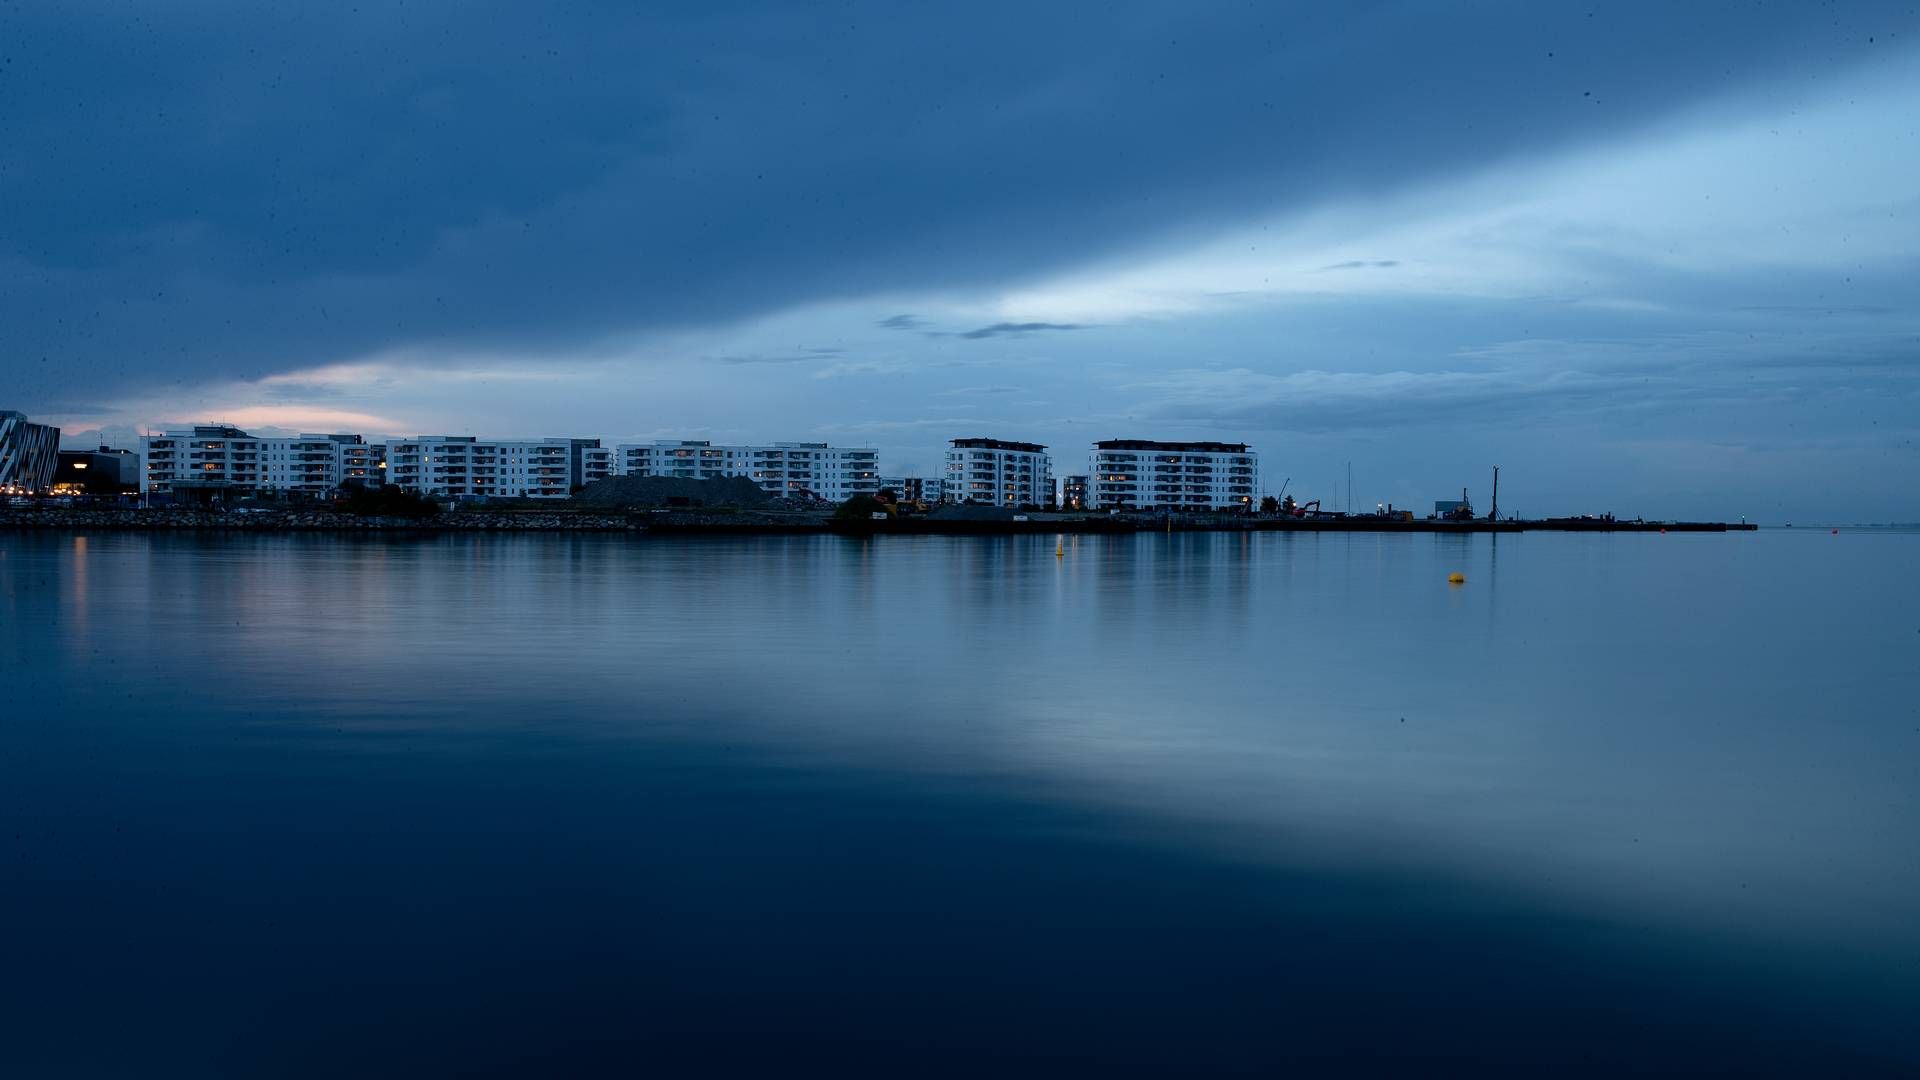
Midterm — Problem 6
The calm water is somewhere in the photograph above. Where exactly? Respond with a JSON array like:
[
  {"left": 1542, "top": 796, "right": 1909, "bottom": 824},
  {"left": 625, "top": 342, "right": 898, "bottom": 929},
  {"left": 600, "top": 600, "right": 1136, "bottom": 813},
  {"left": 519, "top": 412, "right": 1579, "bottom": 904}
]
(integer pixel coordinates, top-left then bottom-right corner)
[{"left": 3, "top": 529, "right": 1917, "bottom": 1076}]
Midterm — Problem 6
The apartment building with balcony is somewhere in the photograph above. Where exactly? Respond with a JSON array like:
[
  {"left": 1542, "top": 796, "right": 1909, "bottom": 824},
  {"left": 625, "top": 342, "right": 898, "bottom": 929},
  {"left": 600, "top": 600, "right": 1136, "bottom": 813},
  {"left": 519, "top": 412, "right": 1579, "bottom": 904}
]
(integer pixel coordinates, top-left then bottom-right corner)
[
  {"left": 143, "top": 426, "right": 378, "bottom": 498},
  {"left": 580, "top": 444, "right": 614, "bottom": 487},
  {"left": 1060, "top": 475, "right": 1090, "bottom": 510},
  {"left": 615, "top": 440, "right": 879, "bottom": 501},
  {"left": 383, "top": 436, "right": 583, "bottom": 500},
  {"left": 1089, "top": 440, "right": 1257, "bottom": 511},
  {"left": 944, "top": 438, "right": 1053, "bottom": 507},
  {"left": 142, "top": 425, "right": 262, "bottom": 497},
  {"left": 255, "top": 434, "right": 379, "bottom": 494}
]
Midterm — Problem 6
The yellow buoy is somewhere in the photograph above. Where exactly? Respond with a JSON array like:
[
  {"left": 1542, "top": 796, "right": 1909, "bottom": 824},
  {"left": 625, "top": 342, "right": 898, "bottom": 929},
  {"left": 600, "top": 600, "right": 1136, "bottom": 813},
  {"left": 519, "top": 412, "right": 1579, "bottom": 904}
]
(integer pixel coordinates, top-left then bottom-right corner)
[
  {"left": 1056, "top": 542, "right": 1065, "bottom": 558},
  {"left": 1447, "top": 572, "right": 1466, "bottom": 584}
]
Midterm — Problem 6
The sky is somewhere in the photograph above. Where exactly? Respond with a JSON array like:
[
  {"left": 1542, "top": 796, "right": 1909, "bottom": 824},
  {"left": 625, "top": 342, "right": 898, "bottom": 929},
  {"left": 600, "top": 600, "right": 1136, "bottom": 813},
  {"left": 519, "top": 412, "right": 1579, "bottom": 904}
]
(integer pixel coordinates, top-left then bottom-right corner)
[{"left": 2, "top": 1, "right": 1916, "bottom": 521}]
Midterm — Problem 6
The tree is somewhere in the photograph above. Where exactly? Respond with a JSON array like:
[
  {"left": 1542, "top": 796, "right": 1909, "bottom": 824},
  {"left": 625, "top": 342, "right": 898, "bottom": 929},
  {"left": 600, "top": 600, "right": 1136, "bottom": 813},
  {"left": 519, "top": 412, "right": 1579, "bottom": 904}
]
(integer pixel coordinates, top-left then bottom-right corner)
[{"left": 1260, "top": 495, "right": 1281, "bottom": 514}]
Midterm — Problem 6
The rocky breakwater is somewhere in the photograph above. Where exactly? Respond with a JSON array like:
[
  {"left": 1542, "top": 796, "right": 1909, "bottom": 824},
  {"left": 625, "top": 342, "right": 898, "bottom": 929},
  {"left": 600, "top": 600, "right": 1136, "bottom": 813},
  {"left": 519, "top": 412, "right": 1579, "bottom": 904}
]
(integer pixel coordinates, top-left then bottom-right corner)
[{"left": 0, "top": 507, "right": 640, "bottom": 531}]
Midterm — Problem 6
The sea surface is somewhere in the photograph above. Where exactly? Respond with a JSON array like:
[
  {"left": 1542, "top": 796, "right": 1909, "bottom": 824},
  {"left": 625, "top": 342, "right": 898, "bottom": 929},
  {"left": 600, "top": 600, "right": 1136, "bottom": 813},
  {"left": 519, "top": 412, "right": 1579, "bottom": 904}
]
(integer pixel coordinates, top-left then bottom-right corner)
[{"left": 3, "top": 528, "right": 1917, "bottom": 1076}]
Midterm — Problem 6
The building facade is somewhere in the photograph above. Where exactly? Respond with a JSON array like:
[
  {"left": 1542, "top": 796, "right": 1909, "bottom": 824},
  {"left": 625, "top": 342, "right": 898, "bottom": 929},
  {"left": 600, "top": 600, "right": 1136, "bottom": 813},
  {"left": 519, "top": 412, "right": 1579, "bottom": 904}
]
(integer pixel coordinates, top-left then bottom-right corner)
[
  {"left": 1089, "top": 440, "right": 1257, "bottom": 511},
  {"left": 615, "top": 441, "right": 879, "bottom": 501},
  {"left": 1060, "top": 475, "right": 1090, "bottom": 511},
  {"left": 255, "top": 434, "right": 380, "bottom": 494},
  {"left": 0, "top": 411, "right": 61, "bottom": 494},
  {"left": 142, "top": 425, "right": 258, "bottom": 498},
  {"left": 877, "top": 476, "right": 946, "bottom": 504},
  {"left": 143, "top": 427, "right": 380, "bottom": 498},
  {"left": 383, "top": 436, "right": 587, "bottom": 500},
  {"left": 53, "top": 446, "right": 140, "bottom": 496},
  {"left": 945, "top": 438, "right": 1053, "bottom": 507},
  {"left": 580, "top": 444, "right": 614, "bottom": 488}
]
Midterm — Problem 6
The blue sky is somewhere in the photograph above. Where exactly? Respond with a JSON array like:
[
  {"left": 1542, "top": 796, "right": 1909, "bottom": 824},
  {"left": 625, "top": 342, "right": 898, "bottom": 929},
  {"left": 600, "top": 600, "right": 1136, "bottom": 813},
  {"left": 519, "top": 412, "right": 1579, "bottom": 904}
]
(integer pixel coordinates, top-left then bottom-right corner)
[{"left": 2, "top": 2, "right": 1915, "bottom": 520}]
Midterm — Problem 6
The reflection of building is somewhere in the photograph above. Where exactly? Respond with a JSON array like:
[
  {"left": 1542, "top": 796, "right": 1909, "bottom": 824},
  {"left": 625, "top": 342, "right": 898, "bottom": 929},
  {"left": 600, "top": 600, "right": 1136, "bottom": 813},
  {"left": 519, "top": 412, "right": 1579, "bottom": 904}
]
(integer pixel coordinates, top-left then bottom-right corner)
[
  {"left": 944, "top": 438, "right": 1052, "bottom": 507},
  {"left": 1061, "top": 475, "right": 1089, "bottom": 510},
  {"left": 615, "top": 441, "right": 879, "bottom": 501},
  {"left": 0, "top": 411, "right": 61, "bottom": 494},
  {"left": 54, "top": 446, "right": 140, "bottom": 496},
  {"left": 878, "top": 476, "right": 945, "bottom": 504},
  {"left": 1090, "top": 440, "right": 1257, "bottom": 510}
]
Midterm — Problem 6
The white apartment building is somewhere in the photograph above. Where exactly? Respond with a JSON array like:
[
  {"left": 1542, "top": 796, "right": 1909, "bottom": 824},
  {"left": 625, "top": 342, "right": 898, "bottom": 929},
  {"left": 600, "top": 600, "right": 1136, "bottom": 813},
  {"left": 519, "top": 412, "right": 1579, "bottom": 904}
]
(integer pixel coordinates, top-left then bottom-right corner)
[
  {"left": 384, "top": 436, "right": 583, "bottom": 500},
  {"left": 1089, "top": 440, "right": 1258, "bottom": 511},
  {"left": 944, "top": 438, "right": 1053, "bottom": 507},
  {"left": 143, "top": 425, "right": 258, "bottom": 496},
  {"left": 143, "top": 425, "right": 376, "bottom": 498},
  {"left": 581, "top": 445, "right": 614, "bottom": 487},
  {"left": 255, "top": 434, "right": 380, "bottom": 494},
  {"left": 615, "top": 441, "right": 879, "bottom": 501}
]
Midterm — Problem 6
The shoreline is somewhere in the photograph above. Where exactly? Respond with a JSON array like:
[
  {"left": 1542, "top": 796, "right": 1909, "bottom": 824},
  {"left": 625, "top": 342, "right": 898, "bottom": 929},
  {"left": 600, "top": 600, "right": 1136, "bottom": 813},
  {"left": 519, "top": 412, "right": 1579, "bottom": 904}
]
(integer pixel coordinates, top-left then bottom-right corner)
[{"left": 2, "top": 507, "right": 1758, "bottom": 535}]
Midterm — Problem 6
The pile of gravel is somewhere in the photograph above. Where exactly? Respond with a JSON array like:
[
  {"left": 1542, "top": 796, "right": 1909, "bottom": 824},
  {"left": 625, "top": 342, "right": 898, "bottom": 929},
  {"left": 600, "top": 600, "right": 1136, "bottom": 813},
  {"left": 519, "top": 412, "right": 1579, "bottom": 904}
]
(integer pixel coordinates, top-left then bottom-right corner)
[{"left": 572, "top": 475, "right": 771, "bottom": 508}]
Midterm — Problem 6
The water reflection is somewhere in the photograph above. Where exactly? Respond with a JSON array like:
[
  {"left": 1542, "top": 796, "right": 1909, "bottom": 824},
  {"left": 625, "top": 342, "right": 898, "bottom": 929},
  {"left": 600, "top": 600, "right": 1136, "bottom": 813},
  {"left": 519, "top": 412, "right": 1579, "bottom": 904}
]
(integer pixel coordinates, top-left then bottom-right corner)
[{"left": 3, "top": 529, "right": 1918, "bottom": 1075}]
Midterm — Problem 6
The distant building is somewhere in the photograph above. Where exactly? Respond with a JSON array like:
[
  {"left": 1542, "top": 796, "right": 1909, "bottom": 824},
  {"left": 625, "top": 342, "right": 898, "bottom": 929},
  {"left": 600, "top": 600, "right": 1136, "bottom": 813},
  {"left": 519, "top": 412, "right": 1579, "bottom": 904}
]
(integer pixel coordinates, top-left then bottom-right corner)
[
  {"left": 255, "top": 434, "right": 378, "bottom": 494},
  {"left": 945, "top": 438, "right": 1052, "bottom": 507},
  {"left": 143, "top": 426, "right": 376, "bottom": 499},
  {"left": 1089, "top": 440, "right": 1257, "bottom": 511},
  {"left": 580, "top": 444, "right": 614, "bottom": 488},
  {"left": 53, "top": 446, "right": 140, "bottom": 496},
  {"left": 383, "top": 436, "right": 581, "bottom": 500},
  {"left": 1061, "top": 475, "right": 1089, "bottom": 510},
  {"left": 142, "top": 425, "right": 256, "bottom": 499},
  {"left": 0, "top": 411, "right": 61, "bottom": 494},
  {"left": 615, "top": 441, "right": 878, "bottom": 502},
  {"left": 563, "top": 438, "right": 613, "bottom": 491},
  {"left": 878, "top": 476, "right": 945, "bottom": 504}
]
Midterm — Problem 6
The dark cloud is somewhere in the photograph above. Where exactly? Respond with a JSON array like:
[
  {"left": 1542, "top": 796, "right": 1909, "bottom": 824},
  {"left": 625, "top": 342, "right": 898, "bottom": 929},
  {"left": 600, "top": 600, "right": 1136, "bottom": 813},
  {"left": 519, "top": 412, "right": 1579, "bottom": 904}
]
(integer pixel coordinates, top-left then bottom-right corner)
[
  {"left": 1, "top": 1, "right": 1913, "bottom": 406},
  {"left": 260, "top": 381, "right": 346, "bottom": 401},
  {"left": 954, "top": 322, "right": 1085, "bottom": 340},
  {"left": 19, "top": 402, "right": 120, "bottom": 418},
  {"left": 1131, "top": 333, "right": 1920, "bottom": 435},
  {"left": 1320, "top": 260, "right": 1401, "bottom": 271},
  {"left": 876, "top": 315, "right": 929, "bottom": 331}
]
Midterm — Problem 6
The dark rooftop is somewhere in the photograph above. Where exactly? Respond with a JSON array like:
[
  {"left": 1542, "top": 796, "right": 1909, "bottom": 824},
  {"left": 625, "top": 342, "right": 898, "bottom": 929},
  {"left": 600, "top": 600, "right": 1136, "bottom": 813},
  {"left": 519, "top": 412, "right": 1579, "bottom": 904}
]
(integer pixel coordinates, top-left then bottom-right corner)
[
  {"left": 1095, "top": 439, "right": 1252, "bottom": 454},
  {"left": 950, "top": 437, "right": 1047, "bottom": 453}
]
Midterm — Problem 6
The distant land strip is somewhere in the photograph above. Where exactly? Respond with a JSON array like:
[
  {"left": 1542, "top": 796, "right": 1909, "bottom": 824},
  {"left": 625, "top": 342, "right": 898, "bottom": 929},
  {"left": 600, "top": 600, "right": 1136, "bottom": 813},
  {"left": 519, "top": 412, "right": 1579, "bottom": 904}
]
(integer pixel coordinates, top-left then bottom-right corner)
[{"left": 1, "top": 508, "right": 1756, "bottom": 535}]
